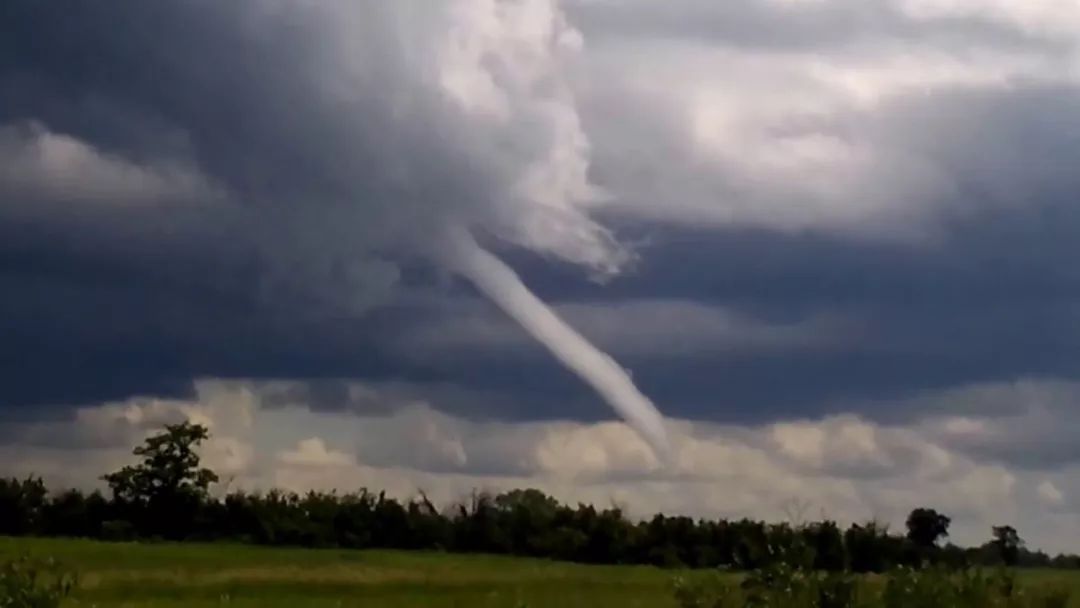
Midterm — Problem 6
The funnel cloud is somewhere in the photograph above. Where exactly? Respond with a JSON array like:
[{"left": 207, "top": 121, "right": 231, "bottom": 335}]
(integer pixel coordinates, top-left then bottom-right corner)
[{"left": 444, "top": 228, "right": 670, "bottom": 459}]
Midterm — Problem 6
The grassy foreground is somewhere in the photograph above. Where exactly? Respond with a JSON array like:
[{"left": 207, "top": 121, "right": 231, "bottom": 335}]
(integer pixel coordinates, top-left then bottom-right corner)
[
  {"left": 0, "top": 536, "right": 717, "bottom": 607},
  {"left": 4, "top": 537, "right": 1080, "bottom": 607}
]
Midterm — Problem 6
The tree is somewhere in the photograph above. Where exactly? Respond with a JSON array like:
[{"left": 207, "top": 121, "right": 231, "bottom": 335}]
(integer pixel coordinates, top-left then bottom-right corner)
[
  {"left": 493, "top": 489, "right": 560, "bottom": 556},
  {"left": 992, "top": 525, "right": 1023, "bottom": 567},
  {"left": 805, "top": 520, "right": 846, "bottom": 572},
  {"left": 42, "top": 488, "right": 108, "bottom": 538},
  {"left": 906, "top": 508, "right": 951, "bottom": 550},
  {"left": 0, "top": 477, "right": 48, "bottom": 536},
  {"left": 102, "top": 421, "right": 219, "bottom": 538},
  {"left": 845, "top": 521, "right": 895, "bottom": 573}
]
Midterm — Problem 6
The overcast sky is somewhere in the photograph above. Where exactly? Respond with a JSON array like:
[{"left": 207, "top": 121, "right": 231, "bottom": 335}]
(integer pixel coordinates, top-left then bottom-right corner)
[{"left": 3, "top": 0, "right": 1080, "bottom": 553}]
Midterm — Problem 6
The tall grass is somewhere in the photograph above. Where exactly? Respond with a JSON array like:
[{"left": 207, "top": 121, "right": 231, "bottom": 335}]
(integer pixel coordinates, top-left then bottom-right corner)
[{"left": 0, "top": 556, "right": 75, "bottom": 608}]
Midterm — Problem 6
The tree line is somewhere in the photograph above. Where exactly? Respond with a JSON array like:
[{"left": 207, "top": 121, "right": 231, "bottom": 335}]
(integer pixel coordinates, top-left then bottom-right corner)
[{"left": 2, "top": 421, "right": 1077, "bottom": 571}]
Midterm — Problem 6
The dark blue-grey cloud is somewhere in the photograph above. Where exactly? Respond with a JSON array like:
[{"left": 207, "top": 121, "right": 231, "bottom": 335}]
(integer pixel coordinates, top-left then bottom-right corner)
[
  {"left": 6, "top": 203, "right": 1080, "bottom": 428},
  {"left": 2, "top": 0, "right": 1080, "bottom": 442}
]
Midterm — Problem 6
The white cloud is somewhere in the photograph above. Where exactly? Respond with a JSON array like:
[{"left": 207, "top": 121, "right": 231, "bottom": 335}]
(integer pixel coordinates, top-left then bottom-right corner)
[
  {"left": 0, "top": 122, "right": 220, "bottom": 213},
  {"left": 898, "top": 0, "right": 1080, "bottom": 38},
  {"left": 534, "top": 421, "right": 659, "bottom": 477},
  {"left": 278, "top": 438, "right": 353, "bottom": 468},
  {"left": 1037, "top": 480, "right": 1066, "bottom": 507}
]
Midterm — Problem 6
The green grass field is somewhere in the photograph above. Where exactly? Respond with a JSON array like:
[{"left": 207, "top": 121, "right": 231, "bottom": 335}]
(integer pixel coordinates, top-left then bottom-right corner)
[
  {"left": 3, "top": 537, "right": 1080, "bottom": 607},
  {"left": 0, "top": 537, "right": 717, "bottom": 607}
]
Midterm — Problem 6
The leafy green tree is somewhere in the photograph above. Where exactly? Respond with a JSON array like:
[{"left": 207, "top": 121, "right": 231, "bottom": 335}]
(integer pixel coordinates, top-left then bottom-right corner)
[
  {"left": 102, "top": 421, "right": 219, "bottom": 539},
  {"left": 0, "top": 477, "right": 47, "bottom": 536},
  {"left": 805, "top": 520, "right": 846, "bottom": 572},
  {"left": 845, "top": 521, "right": 897, "bottom": 573},
  {"left": 991, "top": 525, "right": 1023, "bottom": 567},
  {"left": 41, "top": 489, "right": 108, "bottom": 538},
  {"left": 494, "top": 488, "right": 560, "bottom": 556},
  {"left": 906, "top": 508, "right": 951, "bottom": 550}
]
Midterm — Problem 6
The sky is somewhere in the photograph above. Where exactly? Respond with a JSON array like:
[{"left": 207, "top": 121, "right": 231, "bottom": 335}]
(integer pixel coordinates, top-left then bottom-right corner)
[{"left": 2, "top": 0, "right": 1080, "bottom": 553}]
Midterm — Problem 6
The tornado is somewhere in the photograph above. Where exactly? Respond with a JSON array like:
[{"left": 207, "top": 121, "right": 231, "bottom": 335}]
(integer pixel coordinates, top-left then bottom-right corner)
[{"left": 443, "top": 228, "right": 671, "bottom": 461}]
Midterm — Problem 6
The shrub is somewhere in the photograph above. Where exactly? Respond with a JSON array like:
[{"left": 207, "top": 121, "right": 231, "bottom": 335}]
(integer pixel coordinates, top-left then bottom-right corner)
[
  {"left": 672, "top": 573, "right": 737, "bottom": 608},
  {"left": 673, "top": 566, "right": 1073, "bottom": 608},
  {"left": 99, "top": 519, "right": 136, "bottom": 542}
]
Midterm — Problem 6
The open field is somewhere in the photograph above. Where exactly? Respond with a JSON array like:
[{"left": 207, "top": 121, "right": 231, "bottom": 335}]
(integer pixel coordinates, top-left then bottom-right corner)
[
  {"left": 4, "top": 537, "right": 1080, "bottom": 607},
  {"left": 0, "top": 536, "right": 716, "bottom": 607}
]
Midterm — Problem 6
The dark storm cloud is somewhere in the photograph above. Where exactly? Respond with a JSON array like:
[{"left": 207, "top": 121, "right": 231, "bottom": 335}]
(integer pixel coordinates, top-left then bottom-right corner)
[
  {"left": 6, "top": 184, "right": 1076, "bottom": 425},
  {"left": 2, "top": 0, "right": 1080, "bottom": 443},
  {"left": 0, "top": 0, "right": 605, "bottom": 409}
]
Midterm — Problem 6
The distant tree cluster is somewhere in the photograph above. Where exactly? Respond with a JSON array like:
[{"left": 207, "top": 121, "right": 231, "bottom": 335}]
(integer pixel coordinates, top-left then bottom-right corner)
[{"left": 2, "top": 422, "right": 1077, "bottom": 571}]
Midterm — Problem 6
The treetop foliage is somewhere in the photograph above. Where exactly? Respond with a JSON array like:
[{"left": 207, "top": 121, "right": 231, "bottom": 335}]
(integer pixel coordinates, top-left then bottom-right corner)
[{"left": 1, "top": 423, "right": 1077, "bottom": 572}]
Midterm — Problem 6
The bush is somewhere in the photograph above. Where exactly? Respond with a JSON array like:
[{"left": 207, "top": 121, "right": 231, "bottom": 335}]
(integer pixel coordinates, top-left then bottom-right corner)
[
  {"left": 741, "top": 563, "right": 861, "bottom": 608},
  {"left": 99, "top": 519, "right": 136, "bottom": 542},
  {"left": 0, "top": 556, "right": 76, "bottom": 608},
  {"left": 672, "top": 566, "right": 1073, "bottom": 608},
  {"left": 672, "top": 573, "right": 737, "bottom": 608}
]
